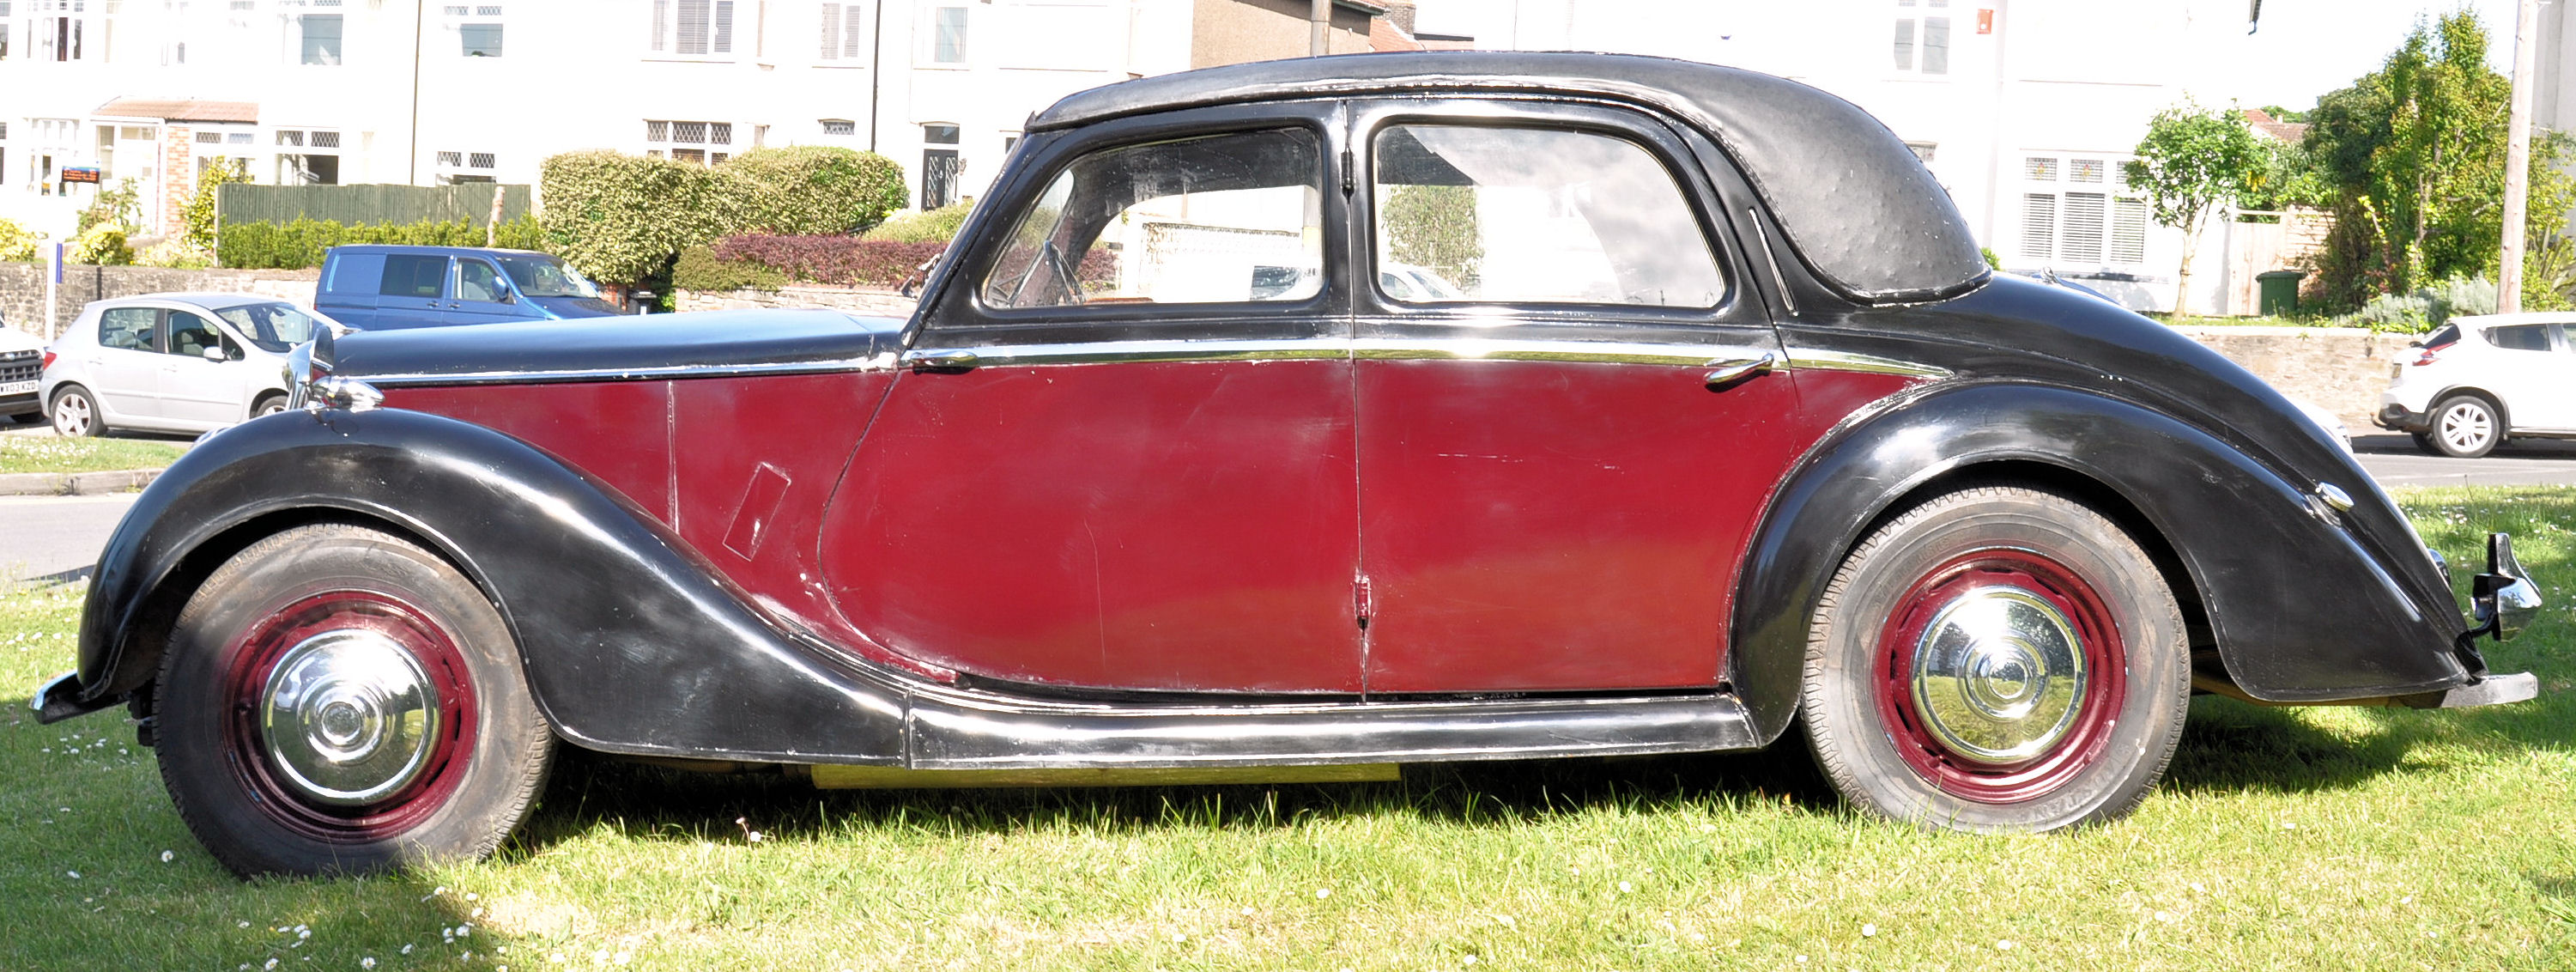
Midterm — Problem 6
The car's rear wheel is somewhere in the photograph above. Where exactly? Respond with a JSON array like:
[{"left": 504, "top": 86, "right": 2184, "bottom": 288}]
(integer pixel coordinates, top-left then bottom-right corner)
[
  {"left": 2429, "top": 394, "right": 2501, "bottom": 459},
  {"left": 1799, "top": 485, "right": 2189, "bottom": 831},
  {"left": 153, "top": 523, "right": 553, "bottom": 877},
  {"left": 251, "top": 392, "right": 289, "bottom": 421},
  {"left": 51, "top": 385, "right": 106, "bottom": 438}
]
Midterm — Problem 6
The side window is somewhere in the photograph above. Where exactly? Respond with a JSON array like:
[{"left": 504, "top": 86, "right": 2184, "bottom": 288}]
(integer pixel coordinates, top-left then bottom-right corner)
[
  {"left": 1371, "top": 125, "right": 1725, "bottom": 307},
  {"left": 166, "top": 311, "right": 222, "bottom": 358},
  {"left": 457, "top": 259, "right": 507, "bottom": 302},
  {"left": 2489, "top": 325, "right": 2549, "bottom": 352},
  {"left": 99, "top": 307, "right": 155, "bottom": 351},
  {"left": 379, "top": 255, "right": 448, "bottom": 298},
  {"left": 981, "top": 128, "right": 1324, "bottom": 309}
]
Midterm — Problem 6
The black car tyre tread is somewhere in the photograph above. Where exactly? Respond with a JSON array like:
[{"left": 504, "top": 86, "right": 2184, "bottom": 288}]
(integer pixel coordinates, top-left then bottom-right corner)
[
  {"left": 2428, "top": 394, "right": 2501, "bottom": 459},
  {"left": 153, "top": 523, "right": 553, "bottom": 877},
  {"left": 50, "top": 384, "right": 107, "bottom": 438},
  {"left": 1799, "top": 485, "right": 2190, "bottom": 832}
]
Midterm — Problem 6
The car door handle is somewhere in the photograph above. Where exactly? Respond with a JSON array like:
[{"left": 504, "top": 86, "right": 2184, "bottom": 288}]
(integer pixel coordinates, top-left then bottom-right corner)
[
  {"left": 902, "top": 349, "right": 980, "bottom": 371},
  {"left": 1703, "top": 351, "right": 1779, "bottom": 392}
]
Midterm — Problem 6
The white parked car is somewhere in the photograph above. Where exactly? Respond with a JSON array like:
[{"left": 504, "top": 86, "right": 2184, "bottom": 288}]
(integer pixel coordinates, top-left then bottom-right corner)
[
  {"left": 2377, "top": 312, "right": 2576, "bottom": 458},
  {"left": 1, "top": 313, "right": 43, "bottom": 425},
  {"left": 41, "top": 294, "right": 342, "bottom": 438}
]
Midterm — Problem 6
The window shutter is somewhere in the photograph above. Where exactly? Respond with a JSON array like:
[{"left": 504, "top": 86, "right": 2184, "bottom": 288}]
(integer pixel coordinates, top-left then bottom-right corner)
[
  {"left": 819, "top": 3, "right": 839, "bottom": 58},
  {"left": 2109, "top": 197, "right": 2149, "bottom": 264},
  {"left": 2020, "top": 193, "right": 2056, "bottom": 261},
  {"left": 2059, "top": 191, "right": 2106, "bottom": 263}
]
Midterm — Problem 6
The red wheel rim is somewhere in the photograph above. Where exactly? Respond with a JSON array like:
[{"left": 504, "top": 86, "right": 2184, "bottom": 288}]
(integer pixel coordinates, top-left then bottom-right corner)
[
  {"left": 1872, "top": 548, "right": 2127, "bottom": 804},
  {"left": 220, "top": 590, "right": 479, "bottom": 842}
]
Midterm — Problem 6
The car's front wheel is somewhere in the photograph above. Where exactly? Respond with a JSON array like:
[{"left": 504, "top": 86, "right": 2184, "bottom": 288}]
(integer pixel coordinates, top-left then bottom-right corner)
[
  {"left": 1800, "top": 485, "right": 2190, "bottom": 831},
  {"left": 152, "top": 523, "right": 554, "bottom": 877},
  {"left": 251, "top": 392, "right": 289, "bottom": 420},
  {"left": 2428, "top": 394, "right": 2502, "bottom": 458},
  {"left": 51, "top": 385, "right": 106, "bottom": 438}
]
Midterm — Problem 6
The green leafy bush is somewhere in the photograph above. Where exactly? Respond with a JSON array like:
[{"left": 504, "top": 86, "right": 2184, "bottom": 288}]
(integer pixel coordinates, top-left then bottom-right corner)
[
  {"left": 540, "top": 151, "right": 742, "bottom": 286},
  {"left": 0, "top": 218, "right": 34, "bottom": 262},
  {"left": 135, "top": 239, "right": 216, "bottom": 269},
  {"left": 66, "top": 223, "right": 132, "bottom": 265},
  {"left": 672, "top": 244, "right": 788, "bottom": 291},
  {"left": 862, "top": 203, "right": 974, "bottom": 243},
  {"left": 215, "top": 215, "right": 547, "bottom": 270},
  {"left": 727, "top": 147, "right": 907, "bottom": 236},
  {"left": 182, "top": 156, "right": 251, "bottom": 250},
  {"left": 2331, "top": 275, "right": 2498, "bottom": 332}
]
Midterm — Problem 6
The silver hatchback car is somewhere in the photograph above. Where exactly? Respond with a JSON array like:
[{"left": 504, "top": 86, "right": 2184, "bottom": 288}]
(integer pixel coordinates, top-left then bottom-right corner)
[{"left": 40, "top": 294, "right": 341, "bottom": 438}]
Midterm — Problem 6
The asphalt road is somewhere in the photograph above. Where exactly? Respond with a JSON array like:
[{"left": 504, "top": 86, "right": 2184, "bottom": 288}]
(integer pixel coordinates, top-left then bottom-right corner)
[{"left": 1, "top": 432, "right": 2571, "bottom": 587}]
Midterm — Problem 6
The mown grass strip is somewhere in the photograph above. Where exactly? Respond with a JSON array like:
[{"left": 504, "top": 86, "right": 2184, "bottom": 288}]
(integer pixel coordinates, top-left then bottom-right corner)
[
  {"left": 0, "top": 488, "right": 2567, "bottom": 969},
  {"left": 0, "top": 434, "right": 187, "bottom": 475}
]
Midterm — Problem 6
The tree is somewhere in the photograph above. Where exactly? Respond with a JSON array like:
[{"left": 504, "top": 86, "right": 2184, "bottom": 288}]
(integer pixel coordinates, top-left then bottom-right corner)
[
  {"left": 2300, "top": 11, "right": 2567, "bottom": 311},
  {"left": 180, "top": 157, "right": 252, "bottom": 252},
  {"left": 2124, "top": 99, "right": 2262, "bottom": 315}
]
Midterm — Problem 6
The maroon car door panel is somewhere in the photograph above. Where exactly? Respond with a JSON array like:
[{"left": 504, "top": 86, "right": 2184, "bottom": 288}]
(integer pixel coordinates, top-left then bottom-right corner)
[
  {"left": 1349, "top": 103, "right": 1803, "bottom": 694},
  {"left": 821, "top": 119, "right": 1365, "bottom": 693}
]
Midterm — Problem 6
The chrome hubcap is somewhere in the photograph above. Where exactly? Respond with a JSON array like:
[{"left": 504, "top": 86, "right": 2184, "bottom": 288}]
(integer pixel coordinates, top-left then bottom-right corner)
[
  {"left": 2440, "top": 404, "right": 2493, "bottom": 451},
  {"left": 258, "top": 629, "right": 441, "bottom": 805},
  {"left": 1909, "top": 586, "right": 2087, "bottom": 764}
]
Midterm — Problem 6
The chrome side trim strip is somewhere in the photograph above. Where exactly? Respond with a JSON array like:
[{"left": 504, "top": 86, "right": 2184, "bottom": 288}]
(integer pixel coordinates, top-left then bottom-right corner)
[
  {"left": 357, "top": 353, "right": 900, "bottom": 387},
  {"left": 907, "top": 337, "right": 1793, "bottom": 369},
  {"left": 906, "top": 338, "right": 1335, "bottom": 368},
  {"left": 1782, "top": 348, "right": 1952, "bottom": 379},
  {"left": 1349, "top": 337, "right": 1767, "bottom": 366}
]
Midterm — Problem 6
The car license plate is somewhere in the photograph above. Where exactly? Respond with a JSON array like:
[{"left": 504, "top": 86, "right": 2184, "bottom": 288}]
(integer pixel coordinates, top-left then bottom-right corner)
[{"left": 0, "top": 380, "right": 36, "bottom": 396}]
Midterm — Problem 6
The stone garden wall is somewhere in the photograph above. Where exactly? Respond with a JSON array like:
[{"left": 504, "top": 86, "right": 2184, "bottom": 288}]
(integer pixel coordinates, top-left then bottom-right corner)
[{"left": 0, "top": 264, "right": 320, "bottom": 341}]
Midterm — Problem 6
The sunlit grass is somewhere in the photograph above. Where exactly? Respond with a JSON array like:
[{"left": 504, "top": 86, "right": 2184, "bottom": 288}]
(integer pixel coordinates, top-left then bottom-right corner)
[
  {"left": 0, "top": 434, "right": 185, "bottom": 476},
  {"left": 0, "top": 489, "right": 2568, "bottom": 969}
]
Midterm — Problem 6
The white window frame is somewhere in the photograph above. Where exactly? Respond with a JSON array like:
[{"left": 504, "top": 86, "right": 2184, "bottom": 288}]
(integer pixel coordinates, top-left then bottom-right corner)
[
  {"left": 274, "top": 127, "right": 341, "bottom": 185},
  {"left": 922, "top": 3, "right": 965, "bottom": 67},
  {"left": 817, "top": 1, "right": 868, "bottom": 65},
  {"left": 2017, "top": 152, "right": 2150, "bottom": 269},
  {"left": 282, "top": 0, "right": 345, "bottom": 66},
  {"left": 433, "top": 148, "right": 498, "bottom": 185},
  {"left": 647, "top": 0, "right": 738, "bottom": 59},
  {"left": 642, "top": 118, "right": 736, "bottom": 166},
  {"left": 1889, "top": 0, "right": 1950, "bottom": 78},
  {"left": 443, "top": 3, "right": 505, "bottom": 58}
]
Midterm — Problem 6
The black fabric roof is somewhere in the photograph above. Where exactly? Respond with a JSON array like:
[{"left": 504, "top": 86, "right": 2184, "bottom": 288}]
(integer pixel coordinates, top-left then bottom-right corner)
[{"left": 1032, "top": 52, "right": 1990, "bottom": 306}]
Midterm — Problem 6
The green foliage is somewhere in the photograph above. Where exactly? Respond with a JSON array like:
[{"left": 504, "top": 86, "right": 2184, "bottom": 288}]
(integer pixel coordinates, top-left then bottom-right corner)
[
  {"left": 66, "top": 222, "right": 132, "bottom": 266},
  {"left": 672, "top": 244, "right": 788, "bottom": 291},
  {"left": 2302, "top": 11, "right": 2573, "bottom": 312},
  {"left": 1381, "top": 184, "right": 1483, "bottom": 289},
  {"left": 860, "top": 202, "right": 976, "bottom": 243},
  {"left": 134, "top": 239, "right": 216, "bottom": 269},
  {"left": 2331, "top": 274, "right": 2497, "bottom": 332},
  {"left": 215, "top": 215, "right": 548, "bottom": 270},
  {"left": 2518, "top": 131, "right": 2576, "bottom": 311},
  {"left": 725, "top": 146, "right": 908, "bottom": 235},
  {"left": 0, "top": 218, "right": 34, "bottom": 262},
  {"left": 2240, "top": 138, "right": 2326, "bottom": 213},
  {"left": 2124, "top": 99, "right": 2264, "bottom": 236},
  {"left": 1979, "top": 246, "right": 2002, "bottom": 270},
  {"left": 180, "top": 157, "right": 251, "bottom": 251},
  {"left": 75, "top": 179, "right": 142, "bottom": 235},
  {"left": 539, "top": 150, "right": 742, "bottom": 286}
]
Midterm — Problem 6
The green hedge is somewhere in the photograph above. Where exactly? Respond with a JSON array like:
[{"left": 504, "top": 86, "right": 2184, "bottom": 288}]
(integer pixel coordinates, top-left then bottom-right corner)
[
  {"left": 728, "top": 147, "right": 908, "bottom": 236},
  {"left": 861, "top": 202, "right": 974, "bottom": 243},
  {"left": 216, "top": 215, "right": 547, "bottom": 270},
  {"left": 540, "top": 148, "right": 907, "bottom": 287},
  {"left": 672, "top": 245, "right": 788, "bottom": 291}
]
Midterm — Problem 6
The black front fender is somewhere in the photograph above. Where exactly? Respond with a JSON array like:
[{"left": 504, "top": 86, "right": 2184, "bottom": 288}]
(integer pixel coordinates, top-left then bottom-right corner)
[
  {"left": 75, "top": 408, "right": 905, "bottom": 763},
  {"left": 1730, "top": 381, "right": 2467, "bottom": 743}
]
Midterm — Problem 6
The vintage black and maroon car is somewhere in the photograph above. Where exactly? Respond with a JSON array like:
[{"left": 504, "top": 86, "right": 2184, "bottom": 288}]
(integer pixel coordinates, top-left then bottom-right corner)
[{"left": 34, "top": 52, "right": 2542, "bottom": 877}]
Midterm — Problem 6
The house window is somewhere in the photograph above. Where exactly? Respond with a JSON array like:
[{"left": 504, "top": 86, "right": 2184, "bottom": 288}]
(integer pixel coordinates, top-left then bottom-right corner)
[
  {"left": 2019, "top": 153, "right": 2149, "bottom": 266},
  {"left": 0, "top": 3, "right": 11, "bottom": 60},
  {"left": 645, "top": 118, "right": 734, "bottom": 166},
  {"left": 41, "top": 12, "right": 86, "bottom": 61},
  {"left": 435, "top": 149, "right": 496, "bottom": 185},
  {"left": 448, "top": 4, "right": 505, "bottom": 57},
  {"left": 1892, "top": 0, "right": 1948, "bottom": 76},
  {"left": 1905, "top": 141, "right": 1936, "bottom": 163},
  {"left": 819, "top": 2, "right": 866, "bottom": 60},
  {"left": 650, "top": 0, "right": 734, "bottom": 56},
  {"left": 821, "top": 118, "right": 855, "bottom": 136},
  {"left": 920, "top": 123, "right": 960, "bottom": 209},
  {"left": 299, "top": 12, "right": 342, "bottom": 64},
  {"left": 276, "top": 128, "right": 340, "bottom": 185},
  {"left": 931, "top": 5, "right": 965, "bottom": 63}
]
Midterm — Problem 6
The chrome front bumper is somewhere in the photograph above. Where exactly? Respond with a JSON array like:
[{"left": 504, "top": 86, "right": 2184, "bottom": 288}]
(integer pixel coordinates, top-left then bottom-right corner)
[
  {"left": 2421, "top": 532, "right": 2545, "bottom": 709},
  {"left": 29, "top": 671, "right": 115, "bottom": 725}
]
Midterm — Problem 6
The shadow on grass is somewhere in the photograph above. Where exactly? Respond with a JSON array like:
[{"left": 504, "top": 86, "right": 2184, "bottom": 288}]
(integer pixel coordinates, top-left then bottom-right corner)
[{"left": 510, "top": 737, "right": 1846, "bottom": 854}]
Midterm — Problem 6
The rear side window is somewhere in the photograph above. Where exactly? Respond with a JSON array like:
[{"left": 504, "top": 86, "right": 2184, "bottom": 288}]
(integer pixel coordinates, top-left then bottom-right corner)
[
  {"left": 2488, "top": 325, "right": 2550, "bottom": 351},
  {"left": 1371, "top": 124, "right": 1725, "bottom": 307},
  {"left": 323, "top": 252, "right": 385, "bottom": 296},
  {"left": 379, "top": 255, "right": 448, "bottom": 298},
  {"left": 99, "top": 308, "right": 155, "bottom": 351}
]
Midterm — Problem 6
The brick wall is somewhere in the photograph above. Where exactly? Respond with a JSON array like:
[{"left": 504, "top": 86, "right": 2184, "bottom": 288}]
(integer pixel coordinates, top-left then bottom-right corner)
[
  {"left": 161, "top": 125, "right": 196, "bottom": 238},
  {"left": 0, "top": 264, "right": 320, "bottom": 341},
  {"left": 2173, "top": 325, "right": 2399, "bottom": 430}
]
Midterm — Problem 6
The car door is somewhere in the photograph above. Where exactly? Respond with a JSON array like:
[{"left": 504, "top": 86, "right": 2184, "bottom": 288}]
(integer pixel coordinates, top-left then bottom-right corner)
[
  {"left": 87, "top": 306, "right": 165, "bottom": 420},
  {"left": 821, "top": 107, "right": 1365, "bottom": 693},
  {"left": 447, "top": 256, "right": 533, "bottom": 326},
  {"left": 373, "top": 253, "right": 453, "bottom": 328},
  {"left": 1346, "top": 100, "right": 1796, "bottom": 693},
  {"left": 155, "top": 307, "right": 247, "bottom": 426}
]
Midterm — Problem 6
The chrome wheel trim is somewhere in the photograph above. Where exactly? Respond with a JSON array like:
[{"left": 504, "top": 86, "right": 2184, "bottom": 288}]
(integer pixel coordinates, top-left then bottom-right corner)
[
  {"left": 258, "top": 629, "right": 442, "bottom": 806},
  {"left": 257, "top": 399, "right": 288, "bottom": 418},
  {"left": 52, "top": 393, "right": 91, "bottom": 436},
  {"left": 2439, "top": 402, "right": 2494, "bottom": 453},
  {"left": 1908, "top": 586, "right": 2088, "bottom": 764}
]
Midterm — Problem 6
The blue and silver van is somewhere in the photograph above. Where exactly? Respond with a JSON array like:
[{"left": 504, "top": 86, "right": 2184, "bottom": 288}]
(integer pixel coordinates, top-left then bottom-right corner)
[{"left": 315, "top": 246, "right": 622, "bottom": 330}]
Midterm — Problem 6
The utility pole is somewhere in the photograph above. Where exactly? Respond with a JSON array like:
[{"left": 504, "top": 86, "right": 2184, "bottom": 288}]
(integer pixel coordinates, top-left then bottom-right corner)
[
  {"left": 1310, "top": 0, "right": 1331, "bottom": 56},
  {"left": 2500, "top": 0, "right": 2539, "bottom": 313}
]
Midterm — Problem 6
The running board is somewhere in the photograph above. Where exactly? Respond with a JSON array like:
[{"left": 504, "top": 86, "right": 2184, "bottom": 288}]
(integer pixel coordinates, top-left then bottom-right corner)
[{"left": 902, "top": 686, "right": 1761, "bottom": 770}]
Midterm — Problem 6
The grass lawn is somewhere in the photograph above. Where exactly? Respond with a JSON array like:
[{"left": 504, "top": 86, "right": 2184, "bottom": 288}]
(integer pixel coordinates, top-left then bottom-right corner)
[
  {"left": 0, "top": 434, "right": 187, "bottom": 476},
  {"left": 1, "top": 488, "right": 2570, "bottom": 969}
]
